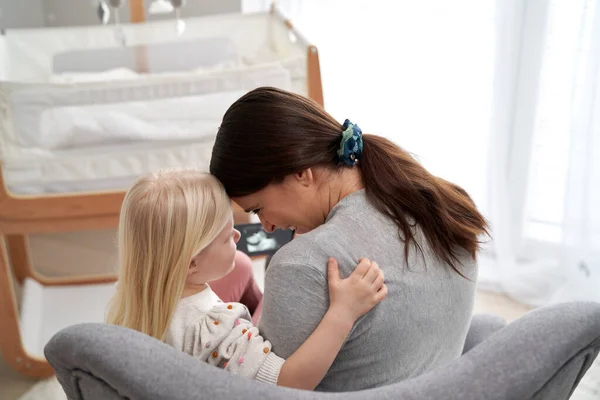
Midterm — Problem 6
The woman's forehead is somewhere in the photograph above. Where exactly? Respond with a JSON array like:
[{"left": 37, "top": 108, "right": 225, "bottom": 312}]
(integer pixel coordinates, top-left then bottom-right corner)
[
  {"left": 232, "top": 193, "right": 261, "bottom": 212},
  {"left": 232, "top": 186, "right": 282, "bottom": 211}
]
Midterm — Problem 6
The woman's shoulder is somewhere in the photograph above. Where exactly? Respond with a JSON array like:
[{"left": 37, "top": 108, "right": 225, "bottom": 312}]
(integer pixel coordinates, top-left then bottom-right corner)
[{"left": 267, "top": 224, "right": 341, "bottom": 276}]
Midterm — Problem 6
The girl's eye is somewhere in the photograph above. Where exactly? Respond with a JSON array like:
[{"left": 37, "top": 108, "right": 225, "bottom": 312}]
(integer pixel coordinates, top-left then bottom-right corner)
[{"left": 250, "top": 209, "right": 260, "bottom": 215}]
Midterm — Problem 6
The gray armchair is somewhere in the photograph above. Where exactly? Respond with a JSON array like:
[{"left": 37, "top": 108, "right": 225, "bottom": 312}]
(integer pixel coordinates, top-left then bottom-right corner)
[{"left": 45, "top": 302, "right": 600, "bottom": 400}]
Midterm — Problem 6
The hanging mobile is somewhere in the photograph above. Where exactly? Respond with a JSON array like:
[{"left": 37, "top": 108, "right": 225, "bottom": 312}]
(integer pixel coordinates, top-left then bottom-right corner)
[
  {"left": 170, "top": 0, "right": 187, "bottom": 36},
  {"left": 107, "top": 0, "right": 127, "bottom": 46},
  {"left": 97, "top": 0, "right": 111, "bottom": 25}
]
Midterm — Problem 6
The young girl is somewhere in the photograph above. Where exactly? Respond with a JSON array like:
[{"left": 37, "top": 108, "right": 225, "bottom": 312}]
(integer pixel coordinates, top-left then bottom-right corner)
[{"left": 106, "top": 168, "right": 387, "bottom": 390}]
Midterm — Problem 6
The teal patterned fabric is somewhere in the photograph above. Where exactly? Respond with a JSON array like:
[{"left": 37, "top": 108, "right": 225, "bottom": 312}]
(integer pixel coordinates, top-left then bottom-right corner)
[{"left": 337, "top": 119, "right": 363, "bottom": 166}]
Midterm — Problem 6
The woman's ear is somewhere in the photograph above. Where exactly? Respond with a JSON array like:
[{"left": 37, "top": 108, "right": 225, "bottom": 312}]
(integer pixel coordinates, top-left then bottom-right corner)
[{"left": 295, "top": 168, "right": 315, "bottom": 187}]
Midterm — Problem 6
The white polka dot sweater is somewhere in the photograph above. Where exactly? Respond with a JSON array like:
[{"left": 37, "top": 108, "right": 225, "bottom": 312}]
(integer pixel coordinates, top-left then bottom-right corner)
[{"left": 166, "top": 286, "right": 285, "bottom": 385}]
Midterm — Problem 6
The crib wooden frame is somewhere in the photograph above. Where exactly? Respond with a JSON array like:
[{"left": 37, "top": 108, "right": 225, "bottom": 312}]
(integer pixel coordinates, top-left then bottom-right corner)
[{"left": 0, "top": 0, "right": 323, "bottom": 378}]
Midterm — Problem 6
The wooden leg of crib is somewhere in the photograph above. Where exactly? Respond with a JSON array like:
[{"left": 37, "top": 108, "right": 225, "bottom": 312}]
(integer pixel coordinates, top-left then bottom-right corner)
[
  {"left": 307, "top": 45, "right": 324, "bottom": 108},
  {"left": 0, "top": 234, "right": 54, "bottom": 378},
  {"left": 5, "top": 234, "right": 34, "bottom": 284},
  {"left": 129, "top": 0, "right": 146, "bottom": 23}
]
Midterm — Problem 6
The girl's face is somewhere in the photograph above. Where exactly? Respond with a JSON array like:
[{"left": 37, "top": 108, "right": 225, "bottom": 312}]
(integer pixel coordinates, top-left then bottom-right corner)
[{"left": 187, "top": 217, "right": 241, "bottom": 284}]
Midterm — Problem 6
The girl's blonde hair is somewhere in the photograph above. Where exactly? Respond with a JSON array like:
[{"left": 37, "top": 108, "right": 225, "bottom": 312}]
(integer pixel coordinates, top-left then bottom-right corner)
[{"left": 106, "top": 168, "right": 232, "bottom": 341}]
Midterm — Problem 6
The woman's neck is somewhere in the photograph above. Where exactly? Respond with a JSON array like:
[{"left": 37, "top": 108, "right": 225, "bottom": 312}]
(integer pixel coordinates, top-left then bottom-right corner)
[
  {"left": 181, "top": 282, "right": 208, "bottom": 298},
  {"left": 322, "top": 168, "right": 364, "bottom": 221}
]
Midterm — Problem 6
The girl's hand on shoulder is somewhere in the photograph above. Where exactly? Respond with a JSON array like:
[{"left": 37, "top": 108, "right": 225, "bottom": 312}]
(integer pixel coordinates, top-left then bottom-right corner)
[{"left": 326, "top": 257, "right": 387, "bottom": 324}]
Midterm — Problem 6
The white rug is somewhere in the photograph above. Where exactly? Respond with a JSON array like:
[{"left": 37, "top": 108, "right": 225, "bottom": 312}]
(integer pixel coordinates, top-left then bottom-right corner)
[
  {"left": 18, "top": 358, "right": 600, "bottom": 400},
  {"left": 18, "top": 377, "right": 66, "bottom": 400},
  {"left": 575, "top": 357, "right": 600, "bottom": 400}
]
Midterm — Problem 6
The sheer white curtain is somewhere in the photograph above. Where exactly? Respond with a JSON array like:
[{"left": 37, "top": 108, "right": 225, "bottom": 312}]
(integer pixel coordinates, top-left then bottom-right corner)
[
  {"left": 550, "top": 0, "right": 600, "bottom": 304},
  {"left": 488, "top": 0, "right": 600, "bottom": 306}
]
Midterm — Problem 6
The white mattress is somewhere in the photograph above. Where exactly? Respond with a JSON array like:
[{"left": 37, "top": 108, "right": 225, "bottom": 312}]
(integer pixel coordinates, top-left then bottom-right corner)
[
  {"left": 2, "top": 62, "right": 294, "bottom": 152},
  {"left": 4, "top": 138, "right": 217, "bottom": 195},
  {"left": 38, "top": 90, "right": 243, "bottom": 151},
  {"left": 2, "top": 87, "right": 247, "bottom": 195},
  {"left": 1, "top": 64, "right": 295, "bottom": 195}
]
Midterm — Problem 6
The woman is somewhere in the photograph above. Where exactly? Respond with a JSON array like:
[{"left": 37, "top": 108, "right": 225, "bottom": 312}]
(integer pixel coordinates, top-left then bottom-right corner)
[{"left": 209, "top": 86, "right": 488, "bottom": 392}]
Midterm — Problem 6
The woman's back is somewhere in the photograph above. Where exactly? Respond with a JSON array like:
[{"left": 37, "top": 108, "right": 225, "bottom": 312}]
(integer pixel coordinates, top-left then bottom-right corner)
[
  {"left": 210, "top": 86, "right": 487, "bottom": 391},
  {"left": 259, "top": 190, "right": 477, "bottom": 391}
]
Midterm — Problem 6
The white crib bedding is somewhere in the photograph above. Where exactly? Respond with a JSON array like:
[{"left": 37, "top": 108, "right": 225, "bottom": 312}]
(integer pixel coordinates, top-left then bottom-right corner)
[
  {"left": 37, "top": 90, "right": 240, "bottom": 150},
  {"left": 2, "top": 87, "right": 255, "bottom": 195},
  {"left": 4, "top": 137, "right": 216, "bottom": 195},
  {"left": 1, "top": 64, "right": 296, "bottom": 196},
  {"left": 0, "top": 63, "right": 295, "bottom": 196},
  {"left": 4, "top": 62, "right": 294, "bottom": 151}
]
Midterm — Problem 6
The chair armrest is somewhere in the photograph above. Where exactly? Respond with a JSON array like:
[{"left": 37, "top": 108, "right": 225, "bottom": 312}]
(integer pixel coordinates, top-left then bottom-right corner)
[
  {"left": 45, "top": 302, "right": 600, "bottom": 400},
  {"left": 463, "top": 313, "right": 507, "bottom": 354}
]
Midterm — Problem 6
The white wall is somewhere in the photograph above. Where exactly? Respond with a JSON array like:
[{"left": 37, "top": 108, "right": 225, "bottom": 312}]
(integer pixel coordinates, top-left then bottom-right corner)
[
  {"left": 0, "top": 0, "right": 241, "bottom": 29},
  {"left": 0, "top": 0, "right": 45, "bottom": 29}
]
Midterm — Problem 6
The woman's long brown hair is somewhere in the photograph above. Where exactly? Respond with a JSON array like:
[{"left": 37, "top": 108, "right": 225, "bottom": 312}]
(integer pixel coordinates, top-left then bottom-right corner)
[{"left": 210, "top": 87, "right": 489, "bottom": 275}]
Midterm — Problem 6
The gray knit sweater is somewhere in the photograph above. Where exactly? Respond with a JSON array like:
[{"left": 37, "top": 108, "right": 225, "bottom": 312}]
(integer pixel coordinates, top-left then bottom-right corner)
[{"left": 259, "top": 189, "right": 477, "bottom": 392}]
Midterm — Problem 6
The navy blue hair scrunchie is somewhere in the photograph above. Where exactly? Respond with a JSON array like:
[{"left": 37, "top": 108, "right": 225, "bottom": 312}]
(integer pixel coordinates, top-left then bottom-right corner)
[{"left": 337, "top": 119, "right": 363, "bottom": 166}]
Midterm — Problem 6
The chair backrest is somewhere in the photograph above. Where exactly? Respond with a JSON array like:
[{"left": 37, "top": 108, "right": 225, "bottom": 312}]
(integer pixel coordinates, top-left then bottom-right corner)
[{"left": 45, "top": 302, "right": 600, "bottom": 400}]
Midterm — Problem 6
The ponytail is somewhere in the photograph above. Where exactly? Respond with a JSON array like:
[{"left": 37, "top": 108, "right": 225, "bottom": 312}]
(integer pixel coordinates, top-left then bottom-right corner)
[{"left": 360, "top": 134, "right": 489, "bottom": 275}]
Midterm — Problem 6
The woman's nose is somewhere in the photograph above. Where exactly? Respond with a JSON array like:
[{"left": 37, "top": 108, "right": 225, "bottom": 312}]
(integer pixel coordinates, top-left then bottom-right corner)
[{"left": 258, "top": 215, "right": 275, "bottom": 233}]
